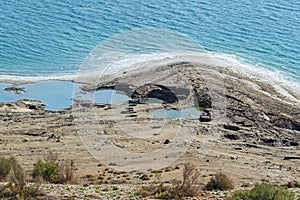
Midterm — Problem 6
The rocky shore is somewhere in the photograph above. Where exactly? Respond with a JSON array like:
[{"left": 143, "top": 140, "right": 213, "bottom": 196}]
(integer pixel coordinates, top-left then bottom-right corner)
[{"left": 0, "top": 62, "right": 299, "bottom": 199}]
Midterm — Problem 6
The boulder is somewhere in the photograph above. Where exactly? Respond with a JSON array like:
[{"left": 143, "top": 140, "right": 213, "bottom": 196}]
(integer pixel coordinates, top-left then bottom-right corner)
[
  {"left": 223, "top": 124, "right": 241, "bottom": 131},
  {"left": 132, "top": 84, "right": 178, "bottom": 103},
  {"left": 4, "top": 86, "right": 25, "bottom": 94},
  {"left": 224, "top": 133, "right": 240, "bottom": 140}
]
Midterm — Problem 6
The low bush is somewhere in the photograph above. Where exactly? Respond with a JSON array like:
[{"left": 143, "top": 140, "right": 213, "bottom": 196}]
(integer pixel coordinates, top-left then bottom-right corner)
[
  {"left": 228, "top": 182, "right": 295, "bottom": 200},
  {"left": 0, "top": 156, "right": 43, "bottom": 199},
  {"left": 174, "top": 163, "right": 201, "bottom": 197},
  {"left": 32, "top": 152, "right": 76, "bottom": 184},
  {"left": 32, "top": 160, "right": 59, "bottom": 183},
  {"left": 0, "top": 182, "right": 42, "bottom": 200},
  {"left": 138, "top": 163, "right": 202, "bottom": 199},
  {"left": 206, "top": 173, "right": 234, "bottom": 191},
  {"left": 62, "top": 160, "right": 77, "bottom": 184},
  {"left": 0, "top": 157, "right": 15, "bottom": 180}
]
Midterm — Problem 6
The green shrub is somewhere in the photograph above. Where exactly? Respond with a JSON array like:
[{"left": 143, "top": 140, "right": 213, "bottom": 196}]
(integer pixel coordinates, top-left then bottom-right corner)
[
  {"left": 32, "top": 156, "right": 76, "bottom": 184},
  {"left": 33, "top": 160, "right": 59, "bottom": 183},
  {"left": 206, "top": 173, "right": 234, "bottom": 191},
  {"left": 228, "top": 183, "right": 295, "bottom": 200}
]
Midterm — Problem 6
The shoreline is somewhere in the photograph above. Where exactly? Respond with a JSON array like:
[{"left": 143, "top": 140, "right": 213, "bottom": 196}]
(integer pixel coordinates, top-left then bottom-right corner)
[
  {"left": 0, "top": 51, "right": 299, "bottom": 85},
  {"left": 0, "top": 51, "right": 299, "bottom": 107},
  {"left": 0, "top": 59, "right": 299, "bottom": 109}
]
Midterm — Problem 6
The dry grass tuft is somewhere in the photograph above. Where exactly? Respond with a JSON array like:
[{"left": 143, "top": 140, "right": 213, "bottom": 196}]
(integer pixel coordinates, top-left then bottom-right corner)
[
  {"left": 138, "top": 163, "right": 202, "bottom": 199},
  {"left": 206, "top": 173, "right": 234, "bottom": 191},
  {"left": 0, "top": 156, "right": 44, "bottom": 199}
]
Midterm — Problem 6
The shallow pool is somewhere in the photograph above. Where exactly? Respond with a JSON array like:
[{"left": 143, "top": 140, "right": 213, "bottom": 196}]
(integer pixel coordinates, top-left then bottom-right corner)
[
  {"left": 78, "top": 89, "right": 131, "bottom": 105},
  {"left": 0, "top": 81, "right": 131, "bottom": 110},
  {"left": 151, "top": 107, "right": 203, "bottom": 119},
  {"left": 0, "top": 81, "right": 76, "bottom": 110}
]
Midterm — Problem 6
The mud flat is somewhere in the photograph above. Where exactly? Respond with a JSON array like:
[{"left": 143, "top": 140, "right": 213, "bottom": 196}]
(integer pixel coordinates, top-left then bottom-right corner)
[{"left": 0, "top": 62, "right": 299, "bottom": 199}]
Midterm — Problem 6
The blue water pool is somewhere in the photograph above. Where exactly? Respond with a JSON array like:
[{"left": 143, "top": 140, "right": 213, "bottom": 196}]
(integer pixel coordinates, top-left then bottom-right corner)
[
  {"left": 0, "top": 81, "right": 130, "bottom": 110},
  {"left": 151, "top": 107, "right": 203, "bottom": 119},
  {"left": 78, "top": 89, "right": 131, "bottom": 105}
]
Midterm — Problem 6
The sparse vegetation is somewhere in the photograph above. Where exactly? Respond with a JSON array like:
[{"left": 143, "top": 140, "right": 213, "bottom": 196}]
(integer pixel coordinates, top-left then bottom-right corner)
[
  {"left": 206, "top": 173, "right": 234, "bottom": 191},
  {"left": 227, "top": 183, "right": 295, "bottom": 200},
  {"left": 33, "top": 160, "right": 60, "bottom": 183},
  {"left": 32, "top": 152, "right": 76, "bottom": 184},
  {"left": 0, "top": 156, "right": 43, "bottom": 199},
  {"left": 111, "top": 185, "right": 119, "bottom": 191},
  {"left": 0, "top": 182, "right": 42, "bottom": 200},
  {"left": 62, "top": 160, "right": 77, "bottom": 184},
  {"left": 173, "top": 163, "right": 202, "bottom": 197},
  {"left": 0, "top": 157, "right": 15, "bottom": 181},
  {"left": 2, "top": 155, "right": 297, "bottom": 200},
  {"left": 138, "top": 163, "right": 202, "bottom": 199}
]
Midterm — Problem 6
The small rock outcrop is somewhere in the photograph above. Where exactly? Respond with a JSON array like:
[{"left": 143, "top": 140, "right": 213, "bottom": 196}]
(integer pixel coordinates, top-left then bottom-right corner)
[
  {"left": 4, "top": 86, "right": 25, "bottom": 94},
  {"left": 131, "top": 84, "right": 178, "bottom": 103},
  {"left": 17, "top": 100, "right": 47, "bottom": 110}
]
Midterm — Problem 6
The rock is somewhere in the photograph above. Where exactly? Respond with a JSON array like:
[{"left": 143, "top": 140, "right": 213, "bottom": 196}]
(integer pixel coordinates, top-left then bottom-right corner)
[
  {"left": 196, "top": 93, "right": 212, "bottom": 108},
  {"left": 47, "top": 133, "right": 61, "bottom": 142},
  {"left": 4, "top": 86, "right": 25, "bottom": 94},
  {"left": 17, "top": 99, "right": 46, "bottom": 110},
  {"left": 243, "top": 120, "right": 253, "bottom": 127},
  {"left": 126, "top": 114, "right": 137, "bottom": 117},
  {"left": 200, "top": 115, "right": 211, "bottom": 122},
  {"left": 259, "top": 113, "right": 270, "bottom": 121},
  {"left": 261, "top": 138, "right": 277, "bottom": 146},
  {"left": 78, "top": 102, "right": 93, "bottom": 108},
  {"left": 292, "top": 121, "right": 300, "bottom": 131},
  {"left": 233, "top": 116, "right": 245, "bottom": 124},
  {"left": 234, "top": 147, "right": 243, "bottom": 150},
  {"left": 224, "top": 133, "right": 240, "bottom": 140},
  {"left": 272, "top": 118, "right": 300, "bottom": 131},
  {"left": 149, "top": 89, "right": 177, "bottom": 103},
  {"left": 131, "top": 84, "right": 178, "bottom": 103},
  {"left": 200, "top": 109, "right": 211, "bottom": 122},
  {"left": 283, "top": 156, "right": 300, "bottom": 160},
  {"left": 223, "top": 124, "right": 241, "bottom": 131},
  {"left": 109, "top": 162, "right": 118, "bottom": 166},
  {"left": 289, "top": 141, "right": 299, "bottom": 146}
]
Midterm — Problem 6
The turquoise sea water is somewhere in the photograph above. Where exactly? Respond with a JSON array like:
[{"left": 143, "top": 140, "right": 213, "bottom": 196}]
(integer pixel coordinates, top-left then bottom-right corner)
[{"left": 0, "top": 0, "right": 299, "bottom": 82}]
